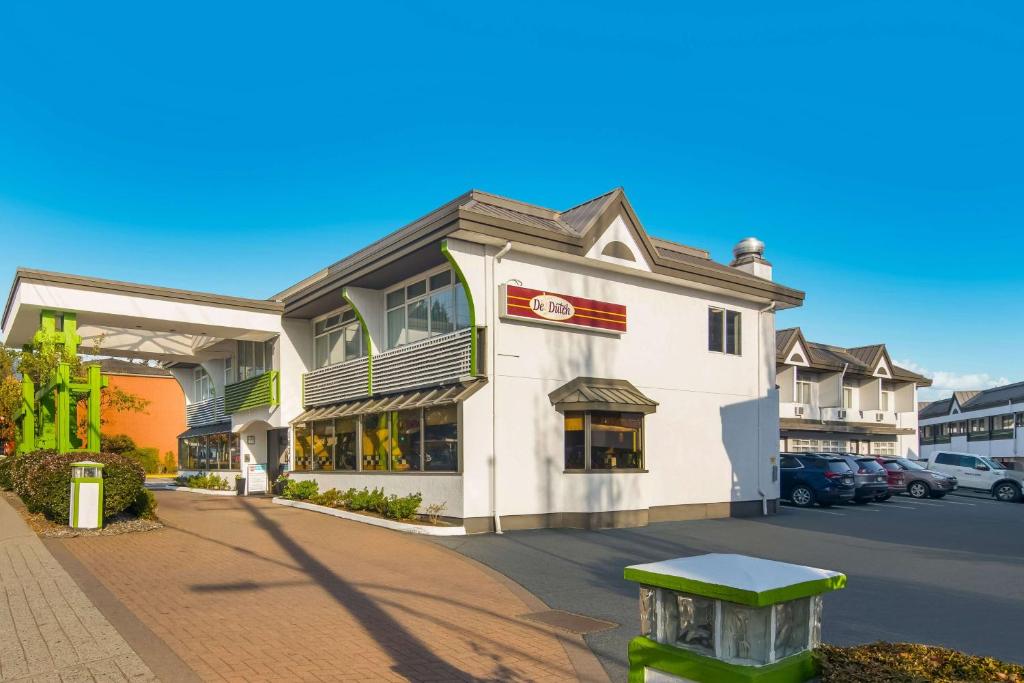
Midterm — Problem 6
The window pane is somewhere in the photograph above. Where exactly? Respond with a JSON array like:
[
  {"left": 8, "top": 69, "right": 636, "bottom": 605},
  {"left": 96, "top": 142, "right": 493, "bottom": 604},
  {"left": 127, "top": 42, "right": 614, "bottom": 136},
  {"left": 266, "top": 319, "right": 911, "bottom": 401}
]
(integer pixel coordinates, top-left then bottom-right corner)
[
  {"left": 361, "top": 413, "right": 390, "bottom": 470},
  {"left": 392, "top": 410, "right": 422, "bottom": 471},
  {"left": 315, "top": 319, "right": 327, "bottom": 335},
  {"left": 293, "top": 426, "right": 311, "bottom": 471},
  {"left": 455, "top": 284, "right": 470, "bottom": 329},
  {"left": 315, "top": 335, "right": 329, "bottom": 368},
  {"left": 424, "top": 404, "right": 458, "bottom": 471},
  {"left": 407, "top": 298, "right": 429, "bottom": 343},
  {"left": 430, "top": 290, "right": 455, "bottom": 335},
  {"left": 386, "top": 289, "right": 405, "bottom": 309},
  {"left": 591, "top": 412, "right": 643, "bottom": 469},
  {"left": 334, "top": 417, "right": 357, "bottom": 470},
  {"left": 387, "top": 307, "right": 406, "bottom": 348},
  {"left": 312, "top": 421, "right": 333, "bottom": 471},
  {"left": 326, "top": 314, "right": 341, "bottom": 329},
  {"left": 564, "top": 412, "right": 586, "bottom": 470},
  {"left": 725, "top": 310, "right": 741, "bottom": 355},
  {"left": 341, "top": 309, "right": 355, "bottom": 323},
  {"left": 708, "top": 309, "right": 724, "bottom": 352},
  {"left": 429, "top": 270, "right": 452, "bottom": 290},
  {"left": 344, "top": 324, "right": 362, "bottom": 360},
  {"left": 229, "top": 433, "right": 240, "bottom": 469},
  {"left": 328, "top": 330, "right": 344, "bottom": 365},
  {"left": 407, "top": 279, "right": 427, "bottom": 299}
]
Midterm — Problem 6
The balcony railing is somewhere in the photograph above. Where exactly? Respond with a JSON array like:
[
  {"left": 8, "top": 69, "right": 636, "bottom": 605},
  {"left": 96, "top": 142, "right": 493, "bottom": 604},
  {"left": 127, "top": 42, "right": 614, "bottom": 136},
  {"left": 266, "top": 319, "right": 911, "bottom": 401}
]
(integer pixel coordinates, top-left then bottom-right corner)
[
  {"left": 224, "top": 370, "right": 280, "bottom": 414},
  {"left": 302, "top": 327, "right": 478, "bottom": 408},
  {"left": 186, "top": 396, "right": 226, "bottom": 427}
]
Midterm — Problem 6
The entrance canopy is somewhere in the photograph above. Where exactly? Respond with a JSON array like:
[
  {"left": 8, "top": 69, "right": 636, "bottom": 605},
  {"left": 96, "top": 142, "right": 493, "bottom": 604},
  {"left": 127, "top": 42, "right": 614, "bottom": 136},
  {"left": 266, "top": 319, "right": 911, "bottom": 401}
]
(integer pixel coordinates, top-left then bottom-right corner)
[{"left": 2, "top": 269, "right": 283, "bottom": 362}]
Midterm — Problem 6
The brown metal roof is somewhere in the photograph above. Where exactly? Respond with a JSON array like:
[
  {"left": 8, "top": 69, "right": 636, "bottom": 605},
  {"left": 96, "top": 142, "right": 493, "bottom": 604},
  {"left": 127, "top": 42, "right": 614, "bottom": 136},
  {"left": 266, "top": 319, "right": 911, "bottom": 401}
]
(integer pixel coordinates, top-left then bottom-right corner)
[
  {"left": 775, "top": 327, "right": 930, "bottom": 386},
  {"left": 548, "top": 377, "right": 658, "bottom": 414}
]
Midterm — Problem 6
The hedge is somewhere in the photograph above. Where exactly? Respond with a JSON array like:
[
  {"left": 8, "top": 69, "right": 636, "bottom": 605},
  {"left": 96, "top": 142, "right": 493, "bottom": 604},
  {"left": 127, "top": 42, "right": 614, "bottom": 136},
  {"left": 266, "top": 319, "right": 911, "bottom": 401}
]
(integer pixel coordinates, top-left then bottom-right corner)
[
  {"left": 6, "top": 450, "right": 145, "bottom": 524},
  {"left": 816, "top": 642, "right": 1024, "bottom": 682}
]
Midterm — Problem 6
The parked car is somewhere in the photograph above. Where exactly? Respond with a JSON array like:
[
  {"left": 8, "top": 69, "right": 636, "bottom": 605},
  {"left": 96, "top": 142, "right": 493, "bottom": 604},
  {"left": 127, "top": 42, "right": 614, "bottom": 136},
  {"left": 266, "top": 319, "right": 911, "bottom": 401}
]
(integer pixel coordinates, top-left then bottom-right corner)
[
  {"left": 891, "top": 457, "right": 957, "bottom": 499},
  {"left": 779, "top": 453, "right": 856, "bottom": 508},
  {"left": 926, "top": 451, "right": 1023, "bottom": 502},
  {"left": 874, "top": 458, "right": 907, "bottom": 499},
  {"left": 833, "top": 453, "right": 889, "bottom": 503}
]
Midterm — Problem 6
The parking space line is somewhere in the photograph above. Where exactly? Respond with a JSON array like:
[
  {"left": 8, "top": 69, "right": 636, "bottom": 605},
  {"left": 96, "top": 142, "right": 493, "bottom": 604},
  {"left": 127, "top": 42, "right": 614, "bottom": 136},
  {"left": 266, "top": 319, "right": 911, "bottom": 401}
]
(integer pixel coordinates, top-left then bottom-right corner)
[
  {"left": 783, "top": 507, "right": 845, "bottom": 516},
  {"left": 840, "top": 506, "right": 881, "bottom": 512},
  {"left": 937, "top": 499, "right": 976, "bottom": 506},
  {"left": 879, "top": 503, "right": 917, "bottom": 510}
]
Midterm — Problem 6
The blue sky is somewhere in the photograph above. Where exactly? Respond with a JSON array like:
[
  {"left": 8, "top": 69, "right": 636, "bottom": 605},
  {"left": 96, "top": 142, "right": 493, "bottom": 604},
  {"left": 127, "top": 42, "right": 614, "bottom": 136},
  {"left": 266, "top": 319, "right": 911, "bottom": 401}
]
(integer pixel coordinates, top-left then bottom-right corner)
[{"left": 0, "top": 2, "right": 1020, "bottom": 398}]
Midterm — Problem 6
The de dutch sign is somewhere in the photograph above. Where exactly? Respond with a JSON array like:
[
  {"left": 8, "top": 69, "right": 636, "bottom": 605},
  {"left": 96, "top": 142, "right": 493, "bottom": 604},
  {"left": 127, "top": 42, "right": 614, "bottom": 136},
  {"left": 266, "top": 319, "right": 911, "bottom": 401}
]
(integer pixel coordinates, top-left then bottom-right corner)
[{"left": 501, "top": 285, "right": 627, "bottom": 333}]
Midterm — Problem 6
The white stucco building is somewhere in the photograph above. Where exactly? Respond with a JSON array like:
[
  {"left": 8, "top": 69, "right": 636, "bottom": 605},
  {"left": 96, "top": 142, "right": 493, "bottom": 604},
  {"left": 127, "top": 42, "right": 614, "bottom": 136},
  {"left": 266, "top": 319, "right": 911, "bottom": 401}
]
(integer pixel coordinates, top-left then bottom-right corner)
[
  {"left": 919, "top": 384, "right": 1024, "bottom": 467},
  {"left": 775, "top": 328, "right": 930, "bottom": 458},
  {"left": 1, "top": 188, "right": 805, "bottom": 530}
]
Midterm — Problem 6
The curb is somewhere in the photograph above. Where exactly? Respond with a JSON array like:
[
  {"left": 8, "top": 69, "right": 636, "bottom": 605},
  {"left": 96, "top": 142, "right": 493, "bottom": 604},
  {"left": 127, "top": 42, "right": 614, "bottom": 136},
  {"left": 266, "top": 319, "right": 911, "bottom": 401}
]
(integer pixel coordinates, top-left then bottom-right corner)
[
  {"left": 171, "top": 486, "right": 238, "bottom": 496},
  {"left": 272, "top": 497, "right": 467, "bottom": 536}
]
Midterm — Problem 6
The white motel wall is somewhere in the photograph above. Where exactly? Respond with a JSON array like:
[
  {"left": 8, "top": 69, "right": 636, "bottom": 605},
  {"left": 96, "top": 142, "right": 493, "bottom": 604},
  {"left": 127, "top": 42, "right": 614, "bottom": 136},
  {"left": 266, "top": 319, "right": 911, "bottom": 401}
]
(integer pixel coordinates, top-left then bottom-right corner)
[{"left": 1, "top": 188, "right": 804, "bottom": 531}]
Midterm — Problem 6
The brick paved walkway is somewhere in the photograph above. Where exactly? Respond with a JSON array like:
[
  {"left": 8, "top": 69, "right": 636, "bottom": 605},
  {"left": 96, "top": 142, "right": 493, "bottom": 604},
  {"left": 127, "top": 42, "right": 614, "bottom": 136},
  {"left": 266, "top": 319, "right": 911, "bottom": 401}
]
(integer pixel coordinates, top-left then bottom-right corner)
[
  {"left": 0, "top": 494, "right": 156, "bottom": 682},
  {"left": 57, "top": 492, "right": 590, "bottom": 682}
]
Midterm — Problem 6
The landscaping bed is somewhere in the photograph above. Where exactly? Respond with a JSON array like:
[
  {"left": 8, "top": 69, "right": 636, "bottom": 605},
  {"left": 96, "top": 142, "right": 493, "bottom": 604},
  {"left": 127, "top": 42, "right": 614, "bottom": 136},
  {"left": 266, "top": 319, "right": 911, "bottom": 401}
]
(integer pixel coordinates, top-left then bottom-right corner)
[
  {"left": 817, "top": 642, "right": 1024, "bottom": 682},
  {"left": 273, "top": 496, "right": 465, "bottom": 536},
  {"left": 3, "top": 490, "right": 162, "bottom": 537}
]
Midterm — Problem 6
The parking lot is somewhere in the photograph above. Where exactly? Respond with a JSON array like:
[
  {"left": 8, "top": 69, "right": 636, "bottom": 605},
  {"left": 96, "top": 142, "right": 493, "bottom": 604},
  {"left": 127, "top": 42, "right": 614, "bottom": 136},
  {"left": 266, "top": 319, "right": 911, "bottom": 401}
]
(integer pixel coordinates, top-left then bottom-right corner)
[{"left": 437, "top": 491, "right": 1024, "bottom": 682}]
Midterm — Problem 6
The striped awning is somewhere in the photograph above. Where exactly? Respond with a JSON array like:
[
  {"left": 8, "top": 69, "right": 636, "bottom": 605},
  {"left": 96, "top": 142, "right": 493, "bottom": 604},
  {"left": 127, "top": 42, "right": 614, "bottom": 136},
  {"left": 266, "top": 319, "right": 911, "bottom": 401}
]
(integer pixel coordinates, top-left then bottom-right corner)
[
  {"left": 291, "top": 380, "right": 483, "bottom": 424},
  {"left": 548, "top": 377, "right": 658, "bottom": 414}
]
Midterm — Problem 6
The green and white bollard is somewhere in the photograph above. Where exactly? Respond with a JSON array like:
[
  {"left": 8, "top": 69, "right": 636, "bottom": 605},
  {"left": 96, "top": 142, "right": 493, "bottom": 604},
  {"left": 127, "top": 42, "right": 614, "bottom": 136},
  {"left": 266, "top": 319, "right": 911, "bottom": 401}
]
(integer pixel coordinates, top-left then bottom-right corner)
[
  {"left": 70, "top": 461, "right": 105, "bottom": 529},
  {"left": 624, "top": 553, "right": 846, "bottom": 683}
]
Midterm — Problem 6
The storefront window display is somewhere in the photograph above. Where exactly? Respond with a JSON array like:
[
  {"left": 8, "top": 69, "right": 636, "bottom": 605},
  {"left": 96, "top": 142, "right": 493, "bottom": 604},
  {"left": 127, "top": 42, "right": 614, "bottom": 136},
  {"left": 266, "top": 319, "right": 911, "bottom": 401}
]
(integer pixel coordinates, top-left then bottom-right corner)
[
  {"left": 178, "top": 432, "right": 241, "bottom": 470},
  {"left": 564, "top": 411, "right": 644, "bottom": 471}
]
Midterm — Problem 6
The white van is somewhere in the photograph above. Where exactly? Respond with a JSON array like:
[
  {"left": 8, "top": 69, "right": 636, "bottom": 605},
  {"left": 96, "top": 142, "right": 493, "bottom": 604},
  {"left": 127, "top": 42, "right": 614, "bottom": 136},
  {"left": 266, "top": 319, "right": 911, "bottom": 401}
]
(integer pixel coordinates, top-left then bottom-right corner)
[{"left": 926, "top": 451, "right": 1023, "bottom": 502}]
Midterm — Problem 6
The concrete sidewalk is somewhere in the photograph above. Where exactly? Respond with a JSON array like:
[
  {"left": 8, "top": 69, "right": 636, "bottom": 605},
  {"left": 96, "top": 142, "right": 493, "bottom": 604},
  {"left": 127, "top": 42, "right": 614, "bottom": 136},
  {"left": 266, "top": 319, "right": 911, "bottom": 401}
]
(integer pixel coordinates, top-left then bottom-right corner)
[{"left": 0, "top": 493, "right": 156, "bottom": 682}]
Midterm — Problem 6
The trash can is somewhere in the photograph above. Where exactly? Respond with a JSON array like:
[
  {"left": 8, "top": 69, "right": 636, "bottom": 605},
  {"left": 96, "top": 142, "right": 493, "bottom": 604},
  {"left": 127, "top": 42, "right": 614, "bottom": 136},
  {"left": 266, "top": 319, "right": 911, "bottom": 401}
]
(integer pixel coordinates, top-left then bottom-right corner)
[{"left": 70, "top": 461, "right": 104, "bottom": 529}]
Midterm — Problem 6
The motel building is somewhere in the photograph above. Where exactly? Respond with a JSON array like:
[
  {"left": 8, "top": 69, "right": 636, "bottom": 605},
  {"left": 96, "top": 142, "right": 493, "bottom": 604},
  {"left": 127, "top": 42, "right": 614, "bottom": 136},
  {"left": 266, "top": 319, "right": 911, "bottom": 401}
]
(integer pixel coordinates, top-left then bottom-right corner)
[
  {"left": 0, "top": 188, "right": 805, "bottom": 531},
  {"left": 775, "top": 328, "right": 930, "bottom": 458},
  {"left": 918, "top": 383, "right": 1024, "bottom": 469}
]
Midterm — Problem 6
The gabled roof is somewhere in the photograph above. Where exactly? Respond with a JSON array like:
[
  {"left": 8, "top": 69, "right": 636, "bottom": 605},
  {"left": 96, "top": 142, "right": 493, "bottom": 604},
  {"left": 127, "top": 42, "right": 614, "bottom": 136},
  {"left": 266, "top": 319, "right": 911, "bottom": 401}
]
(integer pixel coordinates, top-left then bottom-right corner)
[
  {"left": 548, "top": 377, "right": 659, "bottom": 414},
  {"left": 775, "top": 327, "right": 930, "bottom": 385},
  {"left": 918, "top": 382, "right": 1024, "bottom": 419},
  {"left": 283, "top": 187, "right": 805, "bottom": 313}
]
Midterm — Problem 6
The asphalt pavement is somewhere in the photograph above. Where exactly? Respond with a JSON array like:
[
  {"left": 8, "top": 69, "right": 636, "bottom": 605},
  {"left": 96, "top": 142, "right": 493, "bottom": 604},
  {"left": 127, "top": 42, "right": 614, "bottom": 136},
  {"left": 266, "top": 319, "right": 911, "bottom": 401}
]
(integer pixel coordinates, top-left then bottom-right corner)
[{"left": 436, "top": 492, "right": 1024, "bottom": 682}]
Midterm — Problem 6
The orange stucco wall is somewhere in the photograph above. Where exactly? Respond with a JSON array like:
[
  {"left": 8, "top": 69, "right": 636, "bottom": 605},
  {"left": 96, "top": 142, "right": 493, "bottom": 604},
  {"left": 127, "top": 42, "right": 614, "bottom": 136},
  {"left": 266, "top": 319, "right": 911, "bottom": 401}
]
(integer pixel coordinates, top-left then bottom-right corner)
[{"left": 94, "top": 374, "right": 186, "bottom": 457}]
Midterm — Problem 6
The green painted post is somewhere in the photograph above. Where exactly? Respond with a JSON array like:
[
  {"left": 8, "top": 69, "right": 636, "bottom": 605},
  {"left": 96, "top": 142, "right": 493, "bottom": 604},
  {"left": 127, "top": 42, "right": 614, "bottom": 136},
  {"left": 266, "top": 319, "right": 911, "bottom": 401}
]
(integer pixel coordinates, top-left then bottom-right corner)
[
  {"left": 56, "top": 363, "right": 72, "bottom": 453},
  {"left": 19, "top": 375, "right": 35, "bottom": 453},
  {"left": 441, "top": 240, "right": 478, "bottom": 376},
  {"left": 86, "top": 364, "right": 102, "bottom": 452}
]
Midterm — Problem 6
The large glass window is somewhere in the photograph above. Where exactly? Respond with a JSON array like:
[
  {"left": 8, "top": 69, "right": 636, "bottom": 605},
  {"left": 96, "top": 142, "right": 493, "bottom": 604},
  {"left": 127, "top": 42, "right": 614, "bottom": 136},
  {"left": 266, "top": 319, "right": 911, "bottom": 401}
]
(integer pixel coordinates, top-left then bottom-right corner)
[
  {"left": 385, "top": 269, "right": 469, "bottom": 349},
  {"left": 314, "top": 309, "right": 363, "bottom": 369},
  {"left": 361, "top": 413, "right": 392, "bottom": 471},
  {"left": 708, "top": 308, "right": 741, "bottom": 355},
  {"left": 177, "top": 432, "right": 240, "bottom": 470},
  {"left": 424, "top": 404, "right": 458, "bottom": 471},
  {"left": 392, "top": 409, "right": 422, "bottom": 471},
  {"left": 564, "top": 411, "right": 644, "bottom": 471},
  {"left": 293, "top": 425, "right": 311, "bottom": 471},
  {"left": 193, "top": 367, "right": 213, "bottom": 402},
  {"left": 311, "top": 421, "right": 333, "bottom": 470}
]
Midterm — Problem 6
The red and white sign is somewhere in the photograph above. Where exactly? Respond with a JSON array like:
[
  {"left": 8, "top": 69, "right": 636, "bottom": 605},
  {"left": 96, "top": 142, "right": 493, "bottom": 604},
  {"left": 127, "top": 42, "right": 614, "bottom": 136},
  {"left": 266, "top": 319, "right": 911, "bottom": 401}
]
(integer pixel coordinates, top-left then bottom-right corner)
[{"left": 502, "top": 285, "right": 627, "bottom": 333}]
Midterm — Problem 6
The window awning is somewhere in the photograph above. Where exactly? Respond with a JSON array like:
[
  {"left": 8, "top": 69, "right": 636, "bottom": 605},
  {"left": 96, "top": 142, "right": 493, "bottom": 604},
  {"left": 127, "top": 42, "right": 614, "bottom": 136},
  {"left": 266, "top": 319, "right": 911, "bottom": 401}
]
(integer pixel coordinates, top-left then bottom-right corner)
[
  {"left": 291, "top": 380, "right": 484, "bottom": 424},
  {"left": 177, "top": 421, "right": 233, "bottom": 439},
  {"left": 548, "top": 377, "right": 658, "bottom": 414}
]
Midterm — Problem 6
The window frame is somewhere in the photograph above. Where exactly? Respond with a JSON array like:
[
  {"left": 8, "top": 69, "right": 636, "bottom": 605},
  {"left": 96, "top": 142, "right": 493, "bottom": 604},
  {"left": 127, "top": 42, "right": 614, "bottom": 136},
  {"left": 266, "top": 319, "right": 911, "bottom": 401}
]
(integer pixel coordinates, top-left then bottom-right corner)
[
  {"left": 384, "top": 266, "right": 468, "bottom": 350},
  {"left": 193, "top": 366, "right": 213, "bottom": 402},
  {"left": 235, "top": 339, "right": 275, "bottom": 382},
  {"left": 312, "top": 307, "right": 364, "bottom": 369},
  {"left": 563, "top": 410, "right": 646, "bottom": 473},
  {"left": 795, "top": 380, "right": 812, "bottom": 405},
  {"left": 707, "top": 307, "right": 742, "bottom": 355}
]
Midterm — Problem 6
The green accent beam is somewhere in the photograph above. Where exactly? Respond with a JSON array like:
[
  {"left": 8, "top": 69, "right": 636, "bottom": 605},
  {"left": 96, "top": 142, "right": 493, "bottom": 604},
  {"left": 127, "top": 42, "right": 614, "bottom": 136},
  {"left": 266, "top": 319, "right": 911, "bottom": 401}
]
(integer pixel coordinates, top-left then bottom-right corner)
[
  {"left": 18, "top": 375, "right": 35, "bottom": 453},
  {"left": 224, "top": 370, "right": 280, "bottom": 414},
  {"left": 441, "top": 240, "right": 478, "bottom": 376},
  {"left": 342, "top": 287, "right": 374, "bottom": 395}
]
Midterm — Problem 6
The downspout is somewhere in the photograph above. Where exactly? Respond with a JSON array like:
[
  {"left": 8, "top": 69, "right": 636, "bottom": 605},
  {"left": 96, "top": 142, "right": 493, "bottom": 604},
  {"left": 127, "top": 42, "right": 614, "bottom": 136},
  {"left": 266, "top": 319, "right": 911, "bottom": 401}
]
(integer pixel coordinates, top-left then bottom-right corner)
[
  {"left": 756, "top": 301, "right": 776, "bottom": 516},
  {"left": 491, "top": 241, "right": 512, "bottom": 533}
]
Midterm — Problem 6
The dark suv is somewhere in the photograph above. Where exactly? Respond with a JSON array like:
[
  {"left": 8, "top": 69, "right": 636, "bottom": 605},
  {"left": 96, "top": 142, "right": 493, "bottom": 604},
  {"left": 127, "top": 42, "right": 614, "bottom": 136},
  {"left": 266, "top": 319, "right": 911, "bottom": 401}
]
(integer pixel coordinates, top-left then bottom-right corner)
[
  {"left": 834, "top": 453, "right": 890, "bottom": 503},
  {"left": 779, "top": 453, "right": 856, "bottom": 507}
]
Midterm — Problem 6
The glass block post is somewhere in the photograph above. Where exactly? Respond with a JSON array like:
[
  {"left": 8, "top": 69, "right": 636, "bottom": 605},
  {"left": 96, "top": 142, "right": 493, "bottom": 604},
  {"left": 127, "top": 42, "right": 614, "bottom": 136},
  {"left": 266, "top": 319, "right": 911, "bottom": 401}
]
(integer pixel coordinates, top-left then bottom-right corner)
[{"left": 623, "top": 553, "right": 845, "bottom": 683}]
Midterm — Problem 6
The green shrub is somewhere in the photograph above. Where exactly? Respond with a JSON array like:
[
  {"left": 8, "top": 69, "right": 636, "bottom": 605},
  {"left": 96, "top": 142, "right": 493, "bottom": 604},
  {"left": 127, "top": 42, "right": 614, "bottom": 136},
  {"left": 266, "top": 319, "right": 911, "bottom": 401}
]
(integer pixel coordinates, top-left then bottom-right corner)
[
  {"left": 128, "top": 488, "right": 158, "bottom": 520},
  {"left": 182, "top": 473, "right": 230, "bottom": 490},
  {"left": 816, "top": 642, "right": 1024, "bottom": 683},
  {"left": 0, "top": 455, "right": 14, "bottom": 491},
  {"left": 345, "top": 486, "right": 386, "bottom": 511},
  {"left": 282, "top": 479, "right": 318, "bottom": 500},
  {"left": 127, "top": 447, "right": 161, "bottom": 474},
  {"left": 18, "top": 450, "right": 145, "bottom": 524},
  {"left": 310, "top": 487, "right": 346, "bottom": 507},
  {"left": 383, "top": 492, "right": 422, "bottom": 520},
  {"left": 101, "top": 433, "right": 137, "bottom": 455}
]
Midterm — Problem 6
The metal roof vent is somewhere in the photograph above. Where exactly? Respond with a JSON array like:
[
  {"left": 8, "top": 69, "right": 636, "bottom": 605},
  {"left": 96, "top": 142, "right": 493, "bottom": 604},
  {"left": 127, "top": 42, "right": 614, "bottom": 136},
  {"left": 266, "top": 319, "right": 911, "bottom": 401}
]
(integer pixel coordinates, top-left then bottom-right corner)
[
  {"left": 731, "top": 237, "right": 766, "bottom": 264},
  {"left": 730, "top": 237, "right": 772, "bottom": 280}
]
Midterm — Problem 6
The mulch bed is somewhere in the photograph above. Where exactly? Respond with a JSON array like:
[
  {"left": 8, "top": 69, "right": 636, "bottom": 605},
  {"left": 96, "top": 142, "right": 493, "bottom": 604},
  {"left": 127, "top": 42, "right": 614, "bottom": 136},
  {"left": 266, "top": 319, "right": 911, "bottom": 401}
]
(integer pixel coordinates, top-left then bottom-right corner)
[{"left": 3, "top": 491, "right": 163, "bottom": 538}]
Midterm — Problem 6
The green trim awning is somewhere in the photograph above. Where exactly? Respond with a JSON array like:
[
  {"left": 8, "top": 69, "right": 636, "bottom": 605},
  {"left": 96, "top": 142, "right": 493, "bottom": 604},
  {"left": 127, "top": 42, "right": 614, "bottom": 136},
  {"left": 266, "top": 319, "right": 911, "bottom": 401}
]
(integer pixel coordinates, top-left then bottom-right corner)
[
  {"left": 548, "top": 377, "right": 658, "bottom": 415},
  {"left": 177, "top": 421, "right": 233, "bottom": 439},
  {"left": 292, "top": 380, "right": 484, "bottom": 424}
]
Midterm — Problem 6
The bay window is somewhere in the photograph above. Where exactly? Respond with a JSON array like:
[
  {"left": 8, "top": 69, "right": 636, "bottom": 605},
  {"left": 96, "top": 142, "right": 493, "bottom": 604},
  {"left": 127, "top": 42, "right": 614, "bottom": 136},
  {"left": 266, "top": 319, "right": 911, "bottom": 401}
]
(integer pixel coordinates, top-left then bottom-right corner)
[
  {"left": 386, "top": 269, "right": 469, "bottom": 349},
  {"left": 564, "top": 411, "right": 644, "bottom": 471}
]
